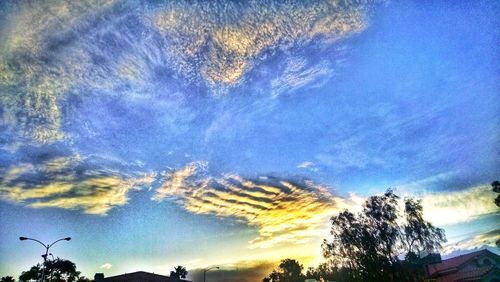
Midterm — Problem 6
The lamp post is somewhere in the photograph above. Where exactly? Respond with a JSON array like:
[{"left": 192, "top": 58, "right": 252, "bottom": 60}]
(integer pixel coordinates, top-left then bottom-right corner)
[
  {"left": 203, "top": 266, "right": 219, "bottom": 282},
  {"left": 19, "top": 236, "right": 71, "bottom": 282}
]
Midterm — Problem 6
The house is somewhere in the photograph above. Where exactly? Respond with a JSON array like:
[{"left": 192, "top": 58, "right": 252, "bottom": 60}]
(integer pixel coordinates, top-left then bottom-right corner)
[
  {"left": 425, "top": 249, "right": 499, "bottom": 282},
  {"left": 94, "top": 271, "right": 191, "bottom": 282}
]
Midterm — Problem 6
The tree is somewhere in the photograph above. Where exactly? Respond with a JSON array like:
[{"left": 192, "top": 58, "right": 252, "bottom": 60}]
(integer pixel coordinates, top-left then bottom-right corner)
[
  {"left": 19, "top": 258, "right": 85, "bottom": 282},
  {"left": 263, "top": 259, "right": 305, "bottom": 282},
  {"left": 0, "top": 276, "right": 15, "bottom": 282},
  {"left": 305, "top": 262, "right": 338, "bottom": 281},
  {"left": 493, "top": 181, "right": 500, "bottom": 248},
  {"left": 19, "top": 264, "right": 42, "bottom": 282},
  {"left": 322, "top": 189, "right": 446, "bottom": 282},
  {"left": 170, "top": 265, "right": 188, "bottom": 280},
  {"left": 403, "top": 198, "right": 445, "bottom": 256},
  {"left": 492, "top": 181, "right": 500, "bottom": 207}
]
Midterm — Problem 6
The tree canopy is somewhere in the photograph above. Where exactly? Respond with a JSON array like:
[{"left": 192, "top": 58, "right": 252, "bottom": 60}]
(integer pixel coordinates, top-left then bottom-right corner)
[
  {"left": 19, "top": 258, "right": 89, "bottom": 282},
  {"left": 321, "top": 189, "right": 446, "bottom": 282},
  {"left": 263, "top": 259, "right": 305, "bottom": 282},
  {"left": 492, "top": 180, "right": 500, "bottom": 207}
]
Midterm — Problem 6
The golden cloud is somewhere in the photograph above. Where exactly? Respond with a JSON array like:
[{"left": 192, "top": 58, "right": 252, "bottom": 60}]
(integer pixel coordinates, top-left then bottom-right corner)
[
  {"left": 0, "top": 154, "right": 155, "bottom": 215},
  {"left": 154, "top": 163, "right": 344, "bottom": 249},
  {"left": 152, "top": 0, "right": 369, "bottom": 85}
]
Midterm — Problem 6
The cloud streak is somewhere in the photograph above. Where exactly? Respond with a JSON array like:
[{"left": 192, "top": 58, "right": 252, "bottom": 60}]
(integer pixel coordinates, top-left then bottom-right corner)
[
  {"left": 154, "top": 162, "right": 343, "bottom": 249},
  {"left": 0, "top": 154, "right": 155, "bottom": 215},
  {"left": 442, "top": 229, "right": 500, "bottom": 254},
  {"left": 421, "top": 184, "right": 498, "bottom": 226}
]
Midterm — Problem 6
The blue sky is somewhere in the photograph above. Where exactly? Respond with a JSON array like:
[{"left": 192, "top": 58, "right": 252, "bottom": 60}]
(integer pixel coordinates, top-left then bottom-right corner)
[{"left": 0, "top": 1, "right": 498, "bottom": 281}]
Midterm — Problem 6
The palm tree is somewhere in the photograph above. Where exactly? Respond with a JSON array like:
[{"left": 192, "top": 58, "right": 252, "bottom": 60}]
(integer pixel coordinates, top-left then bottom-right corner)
[{"left": 170, "top": 265, "right": 188, "bottom": 280}]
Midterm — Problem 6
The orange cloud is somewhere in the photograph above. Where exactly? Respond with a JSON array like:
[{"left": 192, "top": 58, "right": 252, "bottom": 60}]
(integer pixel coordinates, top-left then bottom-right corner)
[{"left": 154, "top": 163, "right": 344, "bottom": 249}]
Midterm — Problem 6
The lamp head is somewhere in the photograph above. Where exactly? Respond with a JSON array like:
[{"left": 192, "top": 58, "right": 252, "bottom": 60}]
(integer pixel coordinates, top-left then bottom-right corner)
[
  {"left": 19, "top": 237, "right": 28, "bottom": 240},
  {"left": 64, "top": 237, "right": 71, "bottom": 241}
]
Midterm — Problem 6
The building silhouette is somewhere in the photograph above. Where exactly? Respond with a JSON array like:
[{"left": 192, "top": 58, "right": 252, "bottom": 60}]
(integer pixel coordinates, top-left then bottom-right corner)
[{"left": 94, "top": 271, "right": 191, "bottom": 282}]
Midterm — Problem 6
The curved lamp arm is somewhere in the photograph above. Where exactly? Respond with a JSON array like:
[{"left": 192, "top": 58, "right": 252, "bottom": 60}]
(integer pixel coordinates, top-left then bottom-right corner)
[
  {"left": 48, "top": 237, "right": 71, "bottom": 249},
  {"left": 19, "top": 237, "right": 48, "bottom": 248},
  {"left": 205, "top": 266, "right": 220, "bottom": 272}
]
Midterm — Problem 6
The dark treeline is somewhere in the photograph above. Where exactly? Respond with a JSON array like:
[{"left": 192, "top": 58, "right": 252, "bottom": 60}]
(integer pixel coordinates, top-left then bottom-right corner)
[
  {"left": 4, "top": 261, "right": 188, "bottom": 282},
  {"left": 12, "top": 257, "right": 90, "bottom": 282}
]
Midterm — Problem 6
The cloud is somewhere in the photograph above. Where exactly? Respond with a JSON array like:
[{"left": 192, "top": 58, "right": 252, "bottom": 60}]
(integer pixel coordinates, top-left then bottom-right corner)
[
  {"left": 0, "top": 0, "right": 377, "bottom": 147},
  {"left": 442, "top": 229, "right": 500, "bottom": 254},
  {"left": 152, "top": 1, "right": 370, "bottom": 86},
  {"left": 420, "top": 184, "right": 498, "bottom": 226},
  {"left": 154, "top": 163, "right": 344, "bottom": 249},
  {"left": 271, "top": 57, "right": 334, "bottom": 97},
  {"left": 399, "top": 171, "right": 461, "bottom": 191},
  {"left": 297, "top": 161, "right": 314, "bottom": 169},
  {"left": 316, "top": 136, "right": 387, "bottom": 171},
  {"left": 0, "top": 154, "right": 155, "bottom": 215},
  {"left": 337, "top": 183, "right": 498, "bottom": 228},
  {"left": 297, "top": 161, "right": 319, "bottom": 172},
  {"left": 0, "top": 0, "right": 115, "bottom": 144},
  {"left": 100, "top": 263, "right": 113, "bottom": 270},
  {"left": 152, "top": 161, "right": 207, "bottom": 201}
]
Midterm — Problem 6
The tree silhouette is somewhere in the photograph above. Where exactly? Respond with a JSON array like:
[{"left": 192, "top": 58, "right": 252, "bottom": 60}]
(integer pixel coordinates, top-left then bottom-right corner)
[
  {"left": 263, "top": 259, "right": 305, "bottom": 282},
  {"left": 19, "top": 264, "right": 42, "bottom": 282},
  {"left": 492, "top": 181, "right": 500, "bottom": 207},
  {"left": 19, "top": 258, "right": 88, "bottom": 282},
  {"left": 403, "top": 198, "right": 445, "bottom": 256},
  {"left": 170, "top": 265, "right": 188, "bottom": 280},
  {"left": 493, "top": 181, "right": 500, "bottom": 248},
  {"left": 0, "top": 276, "right": 15, "bottom": 282},
  {"left": 322, "top": 189, "right": 446, "bottom": 282}
]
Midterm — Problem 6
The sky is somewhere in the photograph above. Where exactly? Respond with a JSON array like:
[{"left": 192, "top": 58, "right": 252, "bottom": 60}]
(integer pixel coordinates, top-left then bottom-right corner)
[{"left": 0, "top": 0, "right": 498, "bottom": 281}]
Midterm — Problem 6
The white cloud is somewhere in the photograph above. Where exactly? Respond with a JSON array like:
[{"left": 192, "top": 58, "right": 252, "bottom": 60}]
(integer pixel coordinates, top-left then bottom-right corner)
[
  {"left": 297, "top": 161, "right": 314, "bottom": 168},
  {"left": 100, "top": 263, "right": 113, "bottom": 269},
  {"left": 442, "top": 229, "right": 499, "bottom": 254},
  {"left": 421, "top": 184, "right": 498, "bottom": 226},
  {"left": 297, "top": 161, "right": 319, "bottom": 172}
]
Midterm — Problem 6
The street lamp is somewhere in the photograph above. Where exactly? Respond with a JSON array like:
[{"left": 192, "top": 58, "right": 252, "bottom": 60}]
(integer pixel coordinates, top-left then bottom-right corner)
[
  {"left": 203, "top": 266, "right": 219, "bottom": 282},
  {"left": 19, "top": 236, "right": 71, "bottom": 282}
]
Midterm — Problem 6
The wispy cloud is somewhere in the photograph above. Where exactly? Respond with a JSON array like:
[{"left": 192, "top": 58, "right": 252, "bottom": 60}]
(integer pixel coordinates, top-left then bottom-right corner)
[
  {"left": 0, "top": 0, "right": 115, "bottom": 144},
  {"left": 153, "top": 1, "right": 369, "bottom": 86},
  {"left": 0, "top": 154, "right": 155, "bottom": 215},
  {"left": 0, "top": 0, "right": 375, "bottom": 147},
  {"left": 297, "top": 161, "right": 314, "bottom": 168},
  {"left": 420, "top": 184, "right": 498, "bottom": 226},
  {"left": 399, "top": 171, "right": 461, "bottom": 191},
  {"left": 271, "top": 58, "right": 334, "bottom": 97},
  {"left": 154, "top": 163, "right": 343, "bottom": 249},
  {"left": 442, "top": 229, "right": 500, "bottom": 254},
  {"left": 100, "top": 263, "right": 113, "bottom": 270}
]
